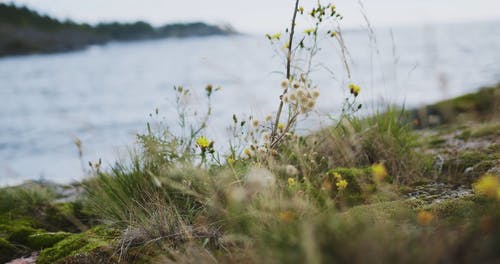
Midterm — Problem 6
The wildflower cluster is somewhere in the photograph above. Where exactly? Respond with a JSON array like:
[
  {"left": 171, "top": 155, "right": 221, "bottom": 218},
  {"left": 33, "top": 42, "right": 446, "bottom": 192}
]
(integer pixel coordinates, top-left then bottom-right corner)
[
  {"left": 332, "top": 172, "right": 348, "bottom": 192},
  {"left": 281, "top": 76, "right": 320, "bottom": 115},
  {"left": 309, "top": 2, "right": 341, "bottom": 22},
  {"left": 260, "top": 1, "right": 354, "bottom": 150}
]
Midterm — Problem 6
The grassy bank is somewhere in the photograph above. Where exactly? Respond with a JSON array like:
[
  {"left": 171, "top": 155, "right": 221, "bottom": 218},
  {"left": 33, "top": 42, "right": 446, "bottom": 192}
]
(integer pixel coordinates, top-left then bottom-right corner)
[{"left": 1, "top": 84, "right": 499, "bottom": 263}]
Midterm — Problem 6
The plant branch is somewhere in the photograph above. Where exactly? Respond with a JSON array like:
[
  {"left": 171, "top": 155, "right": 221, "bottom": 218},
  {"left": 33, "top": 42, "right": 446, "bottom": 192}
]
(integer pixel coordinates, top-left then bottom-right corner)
[{"left": 271, "top": 0, "right": 300, "bottom": 145}]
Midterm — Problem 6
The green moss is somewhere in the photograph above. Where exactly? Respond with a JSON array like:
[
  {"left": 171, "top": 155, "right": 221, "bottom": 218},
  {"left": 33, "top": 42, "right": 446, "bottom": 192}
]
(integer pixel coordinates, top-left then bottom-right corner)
[
  {"left": 424, "top": 196, "right": 493, "bottom": 224},
  {"left": 428, "top": 137, "right": 447, "bottom": 147},
  {"left": 0, "top": 183, "right": 57, "bottom": 216},
  {"left": 431, "top": 86, "right": 499, "bottom": 123},
  {"left": 471, "top": 123, "right": 500, "bottom": 138},
  {"left": 442, "top": 150, "right": 487, "bottom": 181},
  {"left": 42, "top": 202, "right": 89, "bottom": 232},
  {"left": 485, "top": 143, "right": 500, "bottom": 155},
  {"left": 27, "top": 231, "right": 71, "bottom": 250},
  {"left": 0, "top": 220, "right": 42, "bottom": 245},
  {"left": 474, "top": 160, "right": 497, "bottom": 175},
  {"left": 455, "top": 130, "right": 472, "bottom": 141},
  {"left": 37, "top": 226, "right": 113, "bottom": 264},
  {"left": 0, "top": 237, "right": 17, "bottom": 263},
  {"left": 441, "top": 146, "right": 499, "bottom": 183},
  {"left": 341, "top": 199, "right": 424, "bottom": 224}
]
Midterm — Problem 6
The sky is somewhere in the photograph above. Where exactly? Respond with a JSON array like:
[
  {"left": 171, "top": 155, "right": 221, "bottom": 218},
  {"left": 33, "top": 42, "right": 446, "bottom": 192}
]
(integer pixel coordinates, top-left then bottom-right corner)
[{"left": 2, "top": 0, "right": 500, "bottom": 33}]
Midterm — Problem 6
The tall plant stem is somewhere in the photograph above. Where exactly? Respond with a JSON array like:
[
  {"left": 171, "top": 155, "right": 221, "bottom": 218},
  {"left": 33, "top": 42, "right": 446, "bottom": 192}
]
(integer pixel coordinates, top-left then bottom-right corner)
[{"left": 271, "top": 0, "right": 300, "bottom": 146}]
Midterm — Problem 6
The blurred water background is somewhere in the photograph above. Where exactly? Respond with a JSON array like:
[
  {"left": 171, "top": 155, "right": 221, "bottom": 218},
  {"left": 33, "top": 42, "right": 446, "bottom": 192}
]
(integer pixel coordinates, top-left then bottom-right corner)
[{"left": 1, "top": 20, "right": 499, "bottom": 185}]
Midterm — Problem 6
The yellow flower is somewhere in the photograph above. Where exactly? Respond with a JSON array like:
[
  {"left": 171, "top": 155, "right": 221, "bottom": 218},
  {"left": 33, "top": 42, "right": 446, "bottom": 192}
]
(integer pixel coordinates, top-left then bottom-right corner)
[
  {"left": 349, "top": 83, "right": 361, "bottom": 97},
  {"left": 417, "top": 210, "right": 434, "bottom": 226},
  {"left": 196, "top": 136, "right": 210, "bottom": 149},
  {"left": 330, "top": 5, "right": 336, "bottom": 13},
  {"left": 278, "top": 210, "right": 295, "bottom": 223},
  {"left": 304, "top": 28, "right": 315, "bottom": 35},
  {"left": 372, "top": 163, "right": 388, "bottom": 182},
  {"left": 332, "top": 172, "right": 342, "bottom": 181},
  {"left": 278, "top": 123, "right": 285, "bottom": 131},
  {"left": 288, "top": 177, "right": 296, "bottom": 187},
  {"left": 265, "top": 32, "right": 282, "bottom": 40},
  {"left": 271, "top": 32, "right": 281, "bottom": 39},
  {"left": 298, "top": 6, "right": 305, "bottom": 14},
  {"left": 336, "top": 179, "right": 348, "bottom": 191},
  {"left": 473, "top": 174, "right": 500, "bottom": 198},
  {"left": 244, "top": 148, "right": 252, "bottom": 157},
  {"left": 227, "top": 157, "right": 236, "bottom": 166}
]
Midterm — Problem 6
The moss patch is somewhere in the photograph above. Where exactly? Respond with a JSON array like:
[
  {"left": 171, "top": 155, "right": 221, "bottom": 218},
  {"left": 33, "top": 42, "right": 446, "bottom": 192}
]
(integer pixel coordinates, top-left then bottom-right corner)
[
  {"left": 424, "top": 196, "right": 493, "bottom": 224},
  {"left": 37, "top": 226, "right": 113, "bottom": 264},
  {"left": 0, "top": 237, "right": 18, "bottom": 263},
  {"left": 27, "top": 231, "right": 71, "bottom": 250},
  {"left": 471, "top": 122, "right": 500, "bottom": 138},
  {"left": 341, "top": 199, "right": 425, "bottom": 224},
  {"left": 431, "top": 86, "right": 500, "bottom": 123},
  {"left": 441, "top": 145, "right": 500, "bottom": 183},
  {"left": 0, "top": 219, "right": 42, "bottom": 245}
]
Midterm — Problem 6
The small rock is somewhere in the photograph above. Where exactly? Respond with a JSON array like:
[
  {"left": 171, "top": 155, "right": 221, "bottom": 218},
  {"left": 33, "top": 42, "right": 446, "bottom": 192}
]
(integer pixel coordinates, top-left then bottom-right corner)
[{"left": 6, "top": 252, "right": 38, "bottom": 264}]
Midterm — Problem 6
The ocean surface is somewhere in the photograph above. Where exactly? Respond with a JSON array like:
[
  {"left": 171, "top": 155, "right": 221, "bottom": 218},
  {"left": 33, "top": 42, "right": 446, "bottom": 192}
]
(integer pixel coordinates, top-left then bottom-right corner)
[{"left": 1, "top": 21, "right": 499, "bottom": 185}]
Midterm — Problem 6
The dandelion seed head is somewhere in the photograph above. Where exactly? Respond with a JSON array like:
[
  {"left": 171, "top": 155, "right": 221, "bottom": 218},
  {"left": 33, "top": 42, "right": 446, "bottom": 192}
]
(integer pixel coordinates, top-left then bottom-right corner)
[
  {"left": 285, "top": 165, "right": 299, "bottom": 176},
  {"left": 311, "top": 89, "right": 320, "bottom": 99},
  {"left": 252, "top": 119, "right": 259, "bottom": 128},
  {"left": 281, "top": 79, "right": 290, "bottom": 89},
  {"left": 246, "top": 167, "right": 276, "bottom": 191}
]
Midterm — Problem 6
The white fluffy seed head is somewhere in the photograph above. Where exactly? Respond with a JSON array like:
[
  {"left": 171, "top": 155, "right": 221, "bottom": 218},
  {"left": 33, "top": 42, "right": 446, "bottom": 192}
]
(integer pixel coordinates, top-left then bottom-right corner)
[
  {"left": 311, "top": 89, "right": 320, "bottom": 99},
  {"left": 300, "top": 106, "right": 310, "bottom": 114},
  {"left": 229, "top": 187, "right": 247, "bottom": 203},
  {"left": 306, "top": 100, "right": 316, "bottom": 109},
  {"left": 281, "top": 79, "right": 290, "bottom": 89},
  {"left": 297, "top": 89, "right": 306, "bottom": 98},
  {"left": 246, "top": 167, "right": 276, "bottom": 192},
  {"left": 252, "top": 119, "right": 259, "bottom": 128},
  {"left": 285, "top": 165, "right": 299, "bottom": 176}
]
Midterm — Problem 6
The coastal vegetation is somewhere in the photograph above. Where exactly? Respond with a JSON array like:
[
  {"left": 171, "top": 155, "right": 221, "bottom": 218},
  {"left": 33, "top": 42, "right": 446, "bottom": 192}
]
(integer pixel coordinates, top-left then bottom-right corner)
[
  {"left": 1, "top": 84, "right": 498, "bottom": 263},
  {"left": 1, "top": 0, "right": 499, "bottom": 263},
  {"left": 0, "top": 3, "right": 234, "bottom": 57}
]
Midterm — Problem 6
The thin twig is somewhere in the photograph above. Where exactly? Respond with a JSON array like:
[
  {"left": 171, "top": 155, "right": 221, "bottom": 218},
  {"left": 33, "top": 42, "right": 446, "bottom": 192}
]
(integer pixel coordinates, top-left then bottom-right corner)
[{"left": 271, "top": 0, "right": 300, "bottom": 146}]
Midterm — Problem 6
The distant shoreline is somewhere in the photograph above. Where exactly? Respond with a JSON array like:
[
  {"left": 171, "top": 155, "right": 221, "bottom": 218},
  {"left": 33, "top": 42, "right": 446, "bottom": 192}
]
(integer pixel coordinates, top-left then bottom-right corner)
[{"left": 0, "top": 3, "right": 236, "bottom": 57}]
